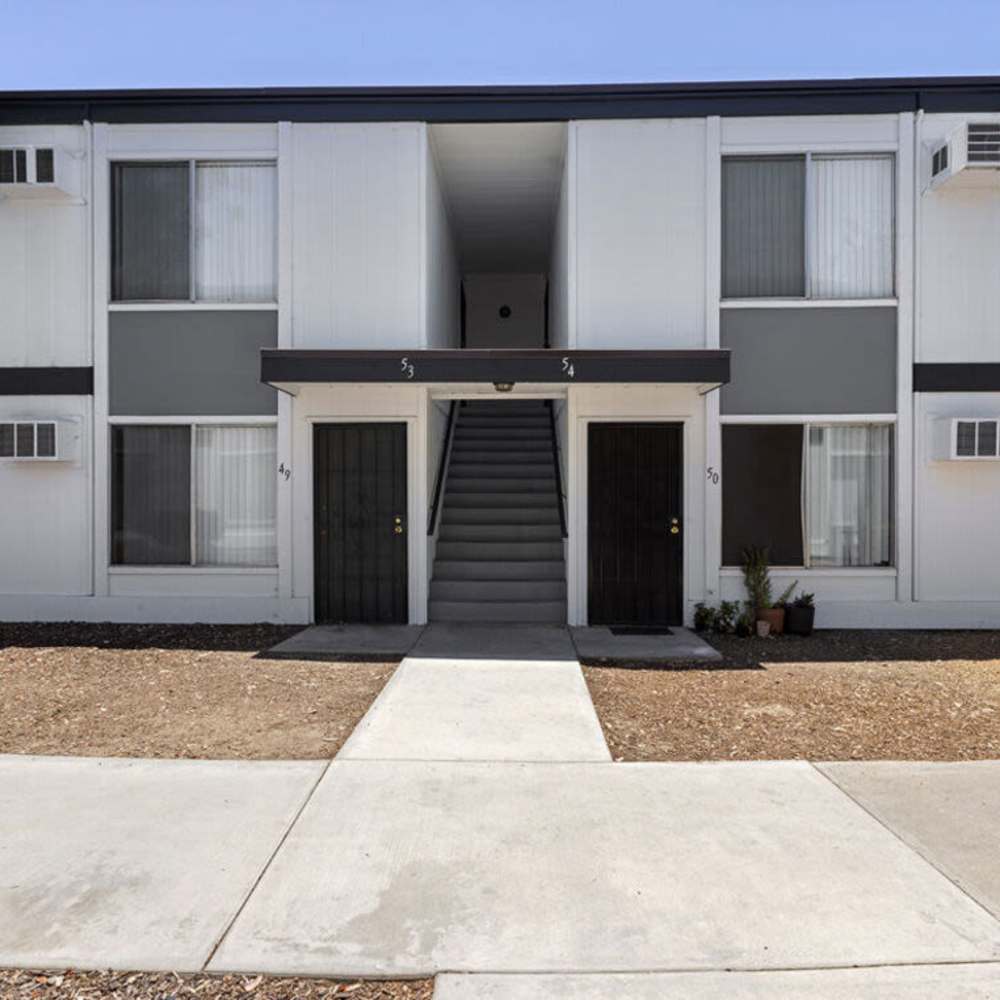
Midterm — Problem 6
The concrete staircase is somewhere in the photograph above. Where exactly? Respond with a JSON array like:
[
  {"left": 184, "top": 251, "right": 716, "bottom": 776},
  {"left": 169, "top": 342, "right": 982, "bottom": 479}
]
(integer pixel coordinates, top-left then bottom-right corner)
[{"left": 429, "top": 400, "right": 567, "bottom": 623}]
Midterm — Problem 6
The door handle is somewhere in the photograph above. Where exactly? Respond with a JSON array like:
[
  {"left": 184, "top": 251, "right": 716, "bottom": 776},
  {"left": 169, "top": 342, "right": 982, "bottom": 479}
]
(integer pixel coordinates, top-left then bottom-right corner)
[
  {"left": 670, "top": 517, "right": 680, "bottom": 535},
  {"left": 393, "top": 515, "right": 404, "bottom": 535}
]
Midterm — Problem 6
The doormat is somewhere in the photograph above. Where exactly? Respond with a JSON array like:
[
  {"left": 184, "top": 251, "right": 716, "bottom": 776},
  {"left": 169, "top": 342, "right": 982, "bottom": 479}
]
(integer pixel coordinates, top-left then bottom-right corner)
[{"left": 609, "top": 626, "right": 673, "bottom": 636}]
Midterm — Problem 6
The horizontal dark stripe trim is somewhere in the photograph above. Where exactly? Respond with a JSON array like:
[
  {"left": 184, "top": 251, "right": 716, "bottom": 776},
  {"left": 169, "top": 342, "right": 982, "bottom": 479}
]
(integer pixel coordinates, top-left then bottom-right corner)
[
  {"left": 262, "top": 349, "right": 730, "bottom": 386},
  {"left": 913, "top": 363, "right": 1000, "bottom": 392},
  {"left": 0, "top": 367, "right": 94, "bottom": 395},
  {"left": 4, "top": 76, "right": 1000, "bottom": 124}
]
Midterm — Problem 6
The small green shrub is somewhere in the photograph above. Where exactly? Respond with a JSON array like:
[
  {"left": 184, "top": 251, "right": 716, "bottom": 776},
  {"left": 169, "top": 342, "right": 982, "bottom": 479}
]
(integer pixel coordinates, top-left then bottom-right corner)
[
  {"left": 693, "top": 602, "right": 717, "bottom": 632},
  {"left": 741, "top": 545, "right": 772, "bottom": 612}
]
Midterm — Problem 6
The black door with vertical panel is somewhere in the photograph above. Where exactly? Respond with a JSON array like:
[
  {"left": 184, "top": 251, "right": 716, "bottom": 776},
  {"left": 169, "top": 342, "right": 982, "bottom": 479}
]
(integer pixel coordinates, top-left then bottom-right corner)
[
  {"left": 314, "top": 423, "right": 408, "bottom": 624},
  {"left": 588, "top": 423, "right": 683, "bottom": 626}
]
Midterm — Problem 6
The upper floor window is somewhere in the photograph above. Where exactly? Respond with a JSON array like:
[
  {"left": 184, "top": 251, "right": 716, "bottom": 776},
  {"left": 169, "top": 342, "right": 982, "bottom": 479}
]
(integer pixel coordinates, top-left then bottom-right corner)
[
  {"left": 721, "top": 154, "right": 894, "bottom": 300},
  {"left": 111, "top": 161, "right": 277, "bottom": 303}
]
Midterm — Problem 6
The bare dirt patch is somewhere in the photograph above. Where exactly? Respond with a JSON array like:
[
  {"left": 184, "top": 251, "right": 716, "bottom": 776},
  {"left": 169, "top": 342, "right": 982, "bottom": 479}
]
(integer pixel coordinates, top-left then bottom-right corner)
[
  {"left": 584, "top": 630, "right": 1000, "bottom": 762},
  {"left": 0, "top": 969, "right": 433, "bottom": 999},
  {"left": 0, "top": 623, "right": 396, "bottom": 760}
]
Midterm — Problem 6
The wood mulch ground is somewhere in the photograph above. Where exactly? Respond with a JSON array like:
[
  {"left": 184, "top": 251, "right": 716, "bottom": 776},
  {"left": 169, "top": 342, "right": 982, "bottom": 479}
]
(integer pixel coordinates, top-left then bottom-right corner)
[
  {"left": 584, "top": 630, "right": 1000, "bottom": 762},
  {"left": 0, "top": 623, "right": 396, "bottom": 760},
  {"left": 0, "top": 969, "right": 433, "bottom": 999}
]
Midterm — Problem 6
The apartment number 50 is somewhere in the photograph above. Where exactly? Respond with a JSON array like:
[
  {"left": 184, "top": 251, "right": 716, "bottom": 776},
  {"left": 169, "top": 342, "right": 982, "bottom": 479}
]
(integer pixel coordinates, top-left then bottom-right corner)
[{"left": 706, "top": 466, "right": 720, "bottom": 485}]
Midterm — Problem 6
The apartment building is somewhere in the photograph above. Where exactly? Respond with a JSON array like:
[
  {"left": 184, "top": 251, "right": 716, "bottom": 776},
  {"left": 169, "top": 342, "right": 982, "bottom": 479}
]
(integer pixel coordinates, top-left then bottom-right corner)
[{"left": 1, "top": 78, "right": 998, "bottom": 628}]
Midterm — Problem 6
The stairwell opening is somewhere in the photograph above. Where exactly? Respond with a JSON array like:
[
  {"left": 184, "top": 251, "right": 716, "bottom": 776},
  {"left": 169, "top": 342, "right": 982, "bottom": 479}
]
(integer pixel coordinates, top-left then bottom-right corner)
[{"left": 427, "top": 397, "right": 569, "bottom": 624}]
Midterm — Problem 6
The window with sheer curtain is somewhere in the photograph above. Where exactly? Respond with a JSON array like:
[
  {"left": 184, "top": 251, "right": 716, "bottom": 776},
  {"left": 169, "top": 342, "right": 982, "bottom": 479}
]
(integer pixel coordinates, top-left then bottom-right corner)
[
  {"left": 111, "top": 424, "right": 277, "bottom": 567},
  {"left": 111, "top": 160, "right": 277, "bottom": 302},
  {"left": 722, "top": 422, "right": 893, "bottom": 568}
]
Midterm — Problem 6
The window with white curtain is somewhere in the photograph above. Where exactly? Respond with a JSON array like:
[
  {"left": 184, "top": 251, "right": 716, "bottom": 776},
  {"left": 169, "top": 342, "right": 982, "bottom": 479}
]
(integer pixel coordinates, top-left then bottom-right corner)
[
  {"left": 721, "top": 153, "right": 894, "bottom": 300},
  {"left": 195, "top": 162, "right": 277, "bottom": 302},
  {"left": 805, "top": 424, "right": 893, "bottom": 567},
  {"left": 111, "top": 160, "right": 277, "bottom": 303},
  {"left": 111, "top": 423, "right": 277, "bottom": 567},
  {"left": 195, "top": 426, "right": 277, "bottom": 565},
  {"left": 721, "top": 422, "right": 893, "bottom": 568}
]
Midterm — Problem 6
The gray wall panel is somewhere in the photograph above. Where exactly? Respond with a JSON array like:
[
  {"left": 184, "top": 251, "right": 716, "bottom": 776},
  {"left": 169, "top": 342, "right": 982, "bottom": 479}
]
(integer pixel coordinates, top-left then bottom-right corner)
[
  {"left": 109, "top": 311, "right": 277, "bottom": 415},
  {"left": 721, "top": 307, "right": 896, "bottom": 414}
]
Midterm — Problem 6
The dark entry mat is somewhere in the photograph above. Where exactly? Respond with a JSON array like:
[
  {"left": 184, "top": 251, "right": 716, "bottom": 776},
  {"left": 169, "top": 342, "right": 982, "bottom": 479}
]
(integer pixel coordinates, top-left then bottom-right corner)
[{"left": 609, "top": 626, "right": 674, "bottom": 636}]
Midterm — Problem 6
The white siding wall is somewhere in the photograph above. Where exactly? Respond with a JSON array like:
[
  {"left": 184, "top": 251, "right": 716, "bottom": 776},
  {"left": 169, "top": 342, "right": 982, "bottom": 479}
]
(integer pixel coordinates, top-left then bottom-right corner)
[
  {"left": 574, "top": 119, "right": 706, "bottom": 349},
  {"left": 919, "top": 115, "right": 1000, "bottom": 363},
  {"left": 290, "top": 123, "right": 424, "bottom": 349},
  {"left": 0, "top": 126, "right": 89, "bottom": 366},
  {"left": 425, "top": 136, "right": 461, "bottom": 348},
  {"left": 547, "top": 142, "right": 573, "bottom": 348}
]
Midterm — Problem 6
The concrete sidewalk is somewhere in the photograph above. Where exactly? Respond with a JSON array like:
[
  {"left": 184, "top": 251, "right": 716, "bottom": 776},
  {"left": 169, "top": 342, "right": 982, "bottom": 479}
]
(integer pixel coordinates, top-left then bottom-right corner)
[{"left": 2, "top": 754, "right": 999, "bottom": 985}]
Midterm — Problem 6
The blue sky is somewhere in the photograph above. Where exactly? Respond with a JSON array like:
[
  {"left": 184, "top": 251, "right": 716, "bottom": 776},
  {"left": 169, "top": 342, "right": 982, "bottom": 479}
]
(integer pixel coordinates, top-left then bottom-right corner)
[{"left": 4, "top": 0, "right": 1000, "bottom": 90}]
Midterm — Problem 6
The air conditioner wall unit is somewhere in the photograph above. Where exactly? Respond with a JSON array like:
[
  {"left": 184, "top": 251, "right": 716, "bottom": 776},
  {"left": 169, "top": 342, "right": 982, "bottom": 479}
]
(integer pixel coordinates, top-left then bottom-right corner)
[
  {"left": 931, "top": 417, "right": 1000, "bottom": 461},
  {"left": 928, "top": 123, "right": 1000, "bottom": 191},
  {"left": 0, "top": 420, "right": 78, "bottom": 462},
  {"left": 0, "top": 145, "right": 75, "bottom": 200}
]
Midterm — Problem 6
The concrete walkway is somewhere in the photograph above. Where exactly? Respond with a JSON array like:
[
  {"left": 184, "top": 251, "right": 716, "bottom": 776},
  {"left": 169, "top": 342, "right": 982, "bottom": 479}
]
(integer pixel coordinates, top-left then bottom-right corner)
[{"left": 2, "top": 624, "right": 1000, "bottom": 992}]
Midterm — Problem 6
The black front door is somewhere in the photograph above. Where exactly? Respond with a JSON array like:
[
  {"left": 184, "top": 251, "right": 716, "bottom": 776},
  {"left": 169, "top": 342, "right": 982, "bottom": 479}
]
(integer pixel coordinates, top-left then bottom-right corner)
[
  {"left": 313, "top": 423, "right": 408, "bottom": 624},
  {"left": 588, "top": 422, "right": 683, "bottom": 626}
]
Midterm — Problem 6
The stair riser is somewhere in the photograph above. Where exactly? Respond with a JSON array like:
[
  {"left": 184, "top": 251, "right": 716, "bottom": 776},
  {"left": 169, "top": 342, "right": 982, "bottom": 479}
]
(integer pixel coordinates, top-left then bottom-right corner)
[
  {"left": 428, "top": 600, "right": 566, "bottom": 624},
  {"left": 441, "top": 508, "right": 561, "bottom": 525},
  {"left": 431, "top": 580, "right": 567, "bottom": 601},
  {"left": 449, "top": 464, "right": 554, "bottom": 478},
  {"left": 432, "top": 560, "right": 565, "bottom": 580},
  {"left": 439, "top": 524, "right": 562, "bottom": 541},
  {"left": 435, "top": 541, "right": 564, "bottom": 560},
  {"left": 444, "top": 494, "right": 558, "bottom": 508},
  {"left": 447, "top": 478, "right": 558, "bottom": 493},
  {"left": 454, "top": 429, "right": 551, "bottom": 440}
]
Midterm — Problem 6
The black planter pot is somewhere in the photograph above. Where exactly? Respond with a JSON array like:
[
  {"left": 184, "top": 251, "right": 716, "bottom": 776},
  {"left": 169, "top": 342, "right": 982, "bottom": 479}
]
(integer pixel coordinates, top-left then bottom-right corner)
[{"left": 785, "top": 605, "right": 815, "bottom": 637}]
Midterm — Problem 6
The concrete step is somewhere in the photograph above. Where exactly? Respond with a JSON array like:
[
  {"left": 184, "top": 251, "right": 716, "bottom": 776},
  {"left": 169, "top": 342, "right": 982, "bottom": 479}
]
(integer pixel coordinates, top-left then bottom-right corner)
[
  {"left": 461, "top": 402, "right": 545, "bottom": 412},
  {"left": 439, "top": 523, "right": 562, "bottom": 542},
  {"left": 450, "top": 452, "right": 552, "bottom": 466},
  {"left": 459, "top": 417, "right": 551, "bottom": 429},
  {"left": 428, "top": 599, "right": 566, "bottom": 623},
  {"left": 447, "top": 477, "right": 558, "bottom": 493},
  {"left": 430, "top": 579, "right": 567, "bottom": 602},
  {"left": 454, "top": 427, "right": 551, "bottom": 441},
  {"left": 435, "top": 540, "right": 565, "bottom": 561},
  {"left": 444, "top": 492, "right": 558, "bottom": 509},
  {"left": 449, "top": 463, "right": 555, "bottom": 479},
  {"left": 451, "top": 441, "right": 553, "bottom": 455},
  {"left": 432, "top": 559, "right": 565, "bottom": 580},
  {"left": 441, "top": 506, "right": 561, "bottom": 525}
]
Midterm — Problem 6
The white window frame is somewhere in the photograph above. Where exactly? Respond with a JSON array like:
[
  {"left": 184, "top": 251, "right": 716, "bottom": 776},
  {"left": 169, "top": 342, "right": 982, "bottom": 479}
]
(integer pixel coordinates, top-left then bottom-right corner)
[
  {"left": 108, "top": 157, "right": 278, "bottom": 308},
  {"left": 720, "top": 151, "right": 896, "bottom": 305},
  {"left": 108, "top": 416, "right": 279, "bottom": 570}
]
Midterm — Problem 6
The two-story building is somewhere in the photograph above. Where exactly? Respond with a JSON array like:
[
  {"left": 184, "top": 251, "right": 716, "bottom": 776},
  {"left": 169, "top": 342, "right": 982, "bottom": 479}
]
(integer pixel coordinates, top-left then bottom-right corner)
[{"left": 2, "top": 78, "right": 999, "bottom": 628}]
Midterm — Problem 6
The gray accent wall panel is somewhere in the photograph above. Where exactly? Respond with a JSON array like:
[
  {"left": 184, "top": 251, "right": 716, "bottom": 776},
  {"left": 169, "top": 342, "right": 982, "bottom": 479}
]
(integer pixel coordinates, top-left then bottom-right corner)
[
  {"left": 109, "top": 311, "right": 277, "bottom": 415},
  {"left": 721, "top": 307, "right": 897, "bottom": 414},
  {"left": 722, "top": 157, "right": 805, "bottom": 298}
]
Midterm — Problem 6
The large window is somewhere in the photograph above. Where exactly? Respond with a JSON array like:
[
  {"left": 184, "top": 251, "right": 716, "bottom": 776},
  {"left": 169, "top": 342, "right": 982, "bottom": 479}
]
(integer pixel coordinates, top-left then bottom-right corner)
[
  {"left": 112, "top": 161, "right": 277, "bottom": 303},
  {"left": 111, "top": 424, "right": 276, "bottom": 566},
  {"left": 722, "top": 423, "right": 893, "bottom": 568},
  {"left": 722, "top": 155, "right": 894, "bottom": 300}
]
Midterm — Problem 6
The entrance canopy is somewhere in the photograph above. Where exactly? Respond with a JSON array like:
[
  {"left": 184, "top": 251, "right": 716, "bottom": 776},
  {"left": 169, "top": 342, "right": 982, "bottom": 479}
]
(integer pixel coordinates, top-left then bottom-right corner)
[{"left": 261, "top": 348, "right": 730, "bottom": 394}]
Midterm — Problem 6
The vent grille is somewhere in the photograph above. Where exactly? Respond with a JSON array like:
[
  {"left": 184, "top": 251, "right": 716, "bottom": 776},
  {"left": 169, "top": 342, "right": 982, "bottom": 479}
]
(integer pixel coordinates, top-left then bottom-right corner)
[
  {"left": 967, "top": 123, "right": 1000, "bottom": 164},
  {"left": 0, "top": 421, "right": 60, "bottom": 460},
  {"left": 954, "top": 418, "right": 999, "bottom": 459},
  {"left": 931, "top": 143, "right": 950, "bottom": 177},
  {"left": 0, "top": 147, "right": 56, "bottom": 185}
]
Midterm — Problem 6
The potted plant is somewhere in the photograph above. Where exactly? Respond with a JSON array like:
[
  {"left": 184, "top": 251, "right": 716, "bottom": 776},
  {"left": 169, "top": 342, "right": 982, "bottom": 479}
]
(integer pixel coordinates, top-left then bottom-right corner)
[
  {"left": 741, "top": 546, "right": 798, "bottom": 636},
  {"left": 715, "top": 600, "right": 739, "bottom": 634},
  {"left": 693, "top": 602, "right": 717, "bottom": 633},
  {"left": 735, "top": 602, "right": 755, "bottom": 638},
  {"left": 785, "top": 592, "right": 816, "bottom": 637}
]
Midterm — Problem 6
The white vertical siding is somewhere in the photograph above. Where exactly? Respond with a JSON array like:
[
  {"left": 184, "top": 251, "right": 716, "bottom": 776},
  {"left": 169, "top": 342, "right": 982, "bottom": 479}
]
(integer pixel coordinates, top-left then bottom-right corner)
[
  {"left": 574, "top": 119, "right": 706, "bottom": 349},
  {"left": 290, "top": 123, "right": 424, "bottom": 349},
  {"left": 425, "top": 135, "right": 460, "bottom": 348},
  {"left": 808, "top": 155, "right": 894, "bottom": 299},
  {"left": 547, "top": 139, "right": 572, "bottom": 348},
  {"left": 0, "top": 126, "right": 89, "bottom": 366}
]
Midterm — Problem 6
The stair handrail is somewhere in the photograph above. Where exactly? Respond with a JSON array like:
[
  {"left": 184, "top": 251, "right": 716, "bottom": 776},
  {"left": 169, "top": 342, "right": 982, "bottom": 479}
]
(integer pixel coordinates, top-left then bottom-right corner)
[
  {"left": 427, "top": 400, "right": 457, "bottom": 535},
  {"left": 546, "top": 399, "right": 569, "bottom": 539}
]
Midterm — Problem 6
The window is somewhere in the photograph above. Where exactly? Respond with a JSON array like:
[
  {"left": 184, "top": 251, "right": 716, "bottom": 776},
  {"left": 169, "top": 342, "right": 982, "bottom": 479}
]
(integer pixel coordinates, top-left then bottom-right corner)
[
  {"left": 722, "top": 423, "right": 893, "bottom": 568},
  {"left": 722, "top": 154, "right": 894, "bottom": 300},
  {"left": 111, "top": 161, "right": 277, "bottom": 303},
  {"left": 111, "top": 424, "right": 276, "bottom": 566}
]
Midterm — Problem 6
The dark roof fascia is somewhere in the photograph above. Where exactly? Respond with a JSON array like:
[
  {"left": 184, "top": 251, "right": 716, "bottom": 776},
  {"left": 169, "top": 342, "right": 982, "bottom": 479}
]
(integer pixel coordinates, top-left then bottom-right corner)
[
  {"left": 0, "top": 366, "right": 94, "bottom": 395},
  {"left": 260, "top": 348, "right": 730, "bottom": 387},
  {"left": 913, "top": 363, "right": 1000, "bottom": 392},
  {"left": 3, "top": 77, "right": 1000, "bottom": 126}
]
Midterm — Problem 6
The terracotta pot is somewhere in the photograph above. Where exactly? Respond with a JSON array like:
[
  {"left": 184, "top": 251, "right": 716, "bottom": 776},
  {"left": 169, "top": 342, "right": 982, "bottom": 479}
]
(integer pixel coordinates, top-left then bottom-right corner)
[{"left": 757, "top": 606, "right": 785, "bottom": 636}]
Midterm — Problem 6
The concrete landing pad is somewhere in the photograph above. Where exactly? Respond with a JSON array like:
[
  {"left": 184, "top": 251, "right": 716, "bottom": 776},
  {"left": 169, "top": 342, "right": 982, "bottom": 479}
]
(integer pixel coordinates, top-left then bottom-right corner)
[
  {"left": 819, "top": 760, "right": 1000, "bottom": 919},
  {"left": 265, "top": 624, "right": 425, "bottom": 661},
  {"left": 0, "top": 755, "right": 325, "bottom": 972},
  {"left": 434, "top": 964, "right": 1000, "bottom": 999},
  {"left": 409, "top": 624, "right": 579, "bottom": 662},
  {"left": 338, "top": 658, "right": 611, "bottom": 761},
  {"left": 209, "top": 760, "right": 1000, "bottom": 977},
  {"left": 570, "top": 626, "right": 722, "bottom": 665}
]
